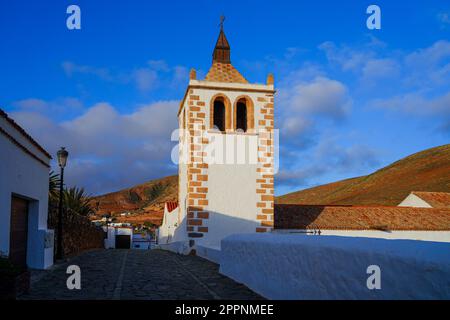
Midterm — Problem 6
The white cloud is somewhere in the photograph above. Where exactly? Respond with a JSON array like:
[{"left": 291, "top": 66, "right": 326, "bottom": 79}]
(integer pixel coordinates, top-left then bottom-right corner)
[
  {"left": 319, "top": 40, "right": 401, "bottom": 82},
  {"left": 147, "top": 59, "right": 170, "bottom": 71},
  {"left": 276, "top": 137, "right": 379, "bottom": 187},
  {"left": 280, "top": 76, "right": 352, "bottom": 121},
  {"left": 319, "top": 41, "right": 374, "bottom": 72},
  {"left": 361, "top": 58, "right": 399, "bottom": 81},
  {"left": 171, "top": 66, "right": 189, "bottom": 86},
  {"left": 437, "top": 12, "right": 450, "bottom": 27},
  {"left": 62, "top": 61, "right": 113, "bottom": 81},
  {"left": 314, "top": 138, "right": 380, "bottom": 172},
  {"left": 372, "top": 91, "right": 450, "bottom": 116},
  {"left": 404, "top": 40, "right": 450, "bottom": 87},
  {"left": 133, "top": 68, "right": 158, "bottom": 92},
  {"left": 10, "top": 100, "right": 179, "bottom": 194},
  {"left": 13, "top": 97, "right": 84, "bottom": 118},
  {"left": 281, "top": 117, "right": 312, "bottom": 138},
  {"left": 61, "top": 60, "right": 190, "bottom": 93},
  {"left": 320, "top": 40, "right": 450, "bottom": 90}
]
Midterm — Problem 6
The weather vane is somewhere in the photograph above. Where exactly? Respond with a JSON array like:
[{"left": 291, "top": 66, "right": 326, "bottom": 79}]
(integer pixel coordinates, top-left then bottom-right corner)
[{"left": 220, "top": 15, "right": 225, "bottom": 30}]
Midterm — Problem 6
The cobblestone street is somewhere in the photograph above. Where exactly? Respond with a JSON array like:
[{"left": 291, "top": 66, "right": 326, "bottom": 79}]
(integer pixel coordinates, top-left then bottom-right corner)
[{"left": 20, "top": 249, "right": 263, "bottom": 300}]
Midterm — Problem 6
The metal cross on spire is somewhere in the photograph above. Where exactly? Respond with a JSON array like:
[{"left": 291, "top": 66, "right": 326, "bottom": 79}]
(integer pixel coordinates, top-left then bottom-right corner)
[{"left": 220, "top": 15, "right": 225, "bottom": 30}]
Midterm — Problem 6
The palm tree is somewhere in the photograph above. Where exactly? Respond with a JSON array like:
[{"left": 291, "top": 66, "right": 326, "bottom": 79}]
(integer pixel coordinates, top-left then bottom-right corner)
[
  {"left": 63, "top": 187, "right": 96, "bottom": 217},
  {"left": 49, "top": 171, "right": 61, "bottom": 201}
]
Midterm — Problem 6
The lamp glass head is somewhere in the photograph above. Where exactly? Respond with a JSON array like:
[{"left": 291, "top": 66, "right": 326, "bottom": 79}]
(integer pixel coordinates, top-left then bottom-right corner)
[{"left": 57, "top": 147, "right": 68, "bottom": 168}]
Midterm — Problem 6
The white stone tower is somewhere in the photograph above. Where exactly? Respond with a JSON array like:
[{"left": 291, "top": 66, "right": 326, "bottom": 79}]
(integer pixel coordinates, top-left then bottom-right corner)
[{"left": 177, "top": 22, "right": 275, "bottom": 252}]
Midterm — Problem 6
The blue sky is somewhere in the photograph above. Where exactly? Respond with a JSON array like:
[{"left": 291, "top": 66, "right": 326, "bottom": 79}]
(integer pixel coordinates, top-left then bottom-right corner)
[{"left": 0, "top": 0, "right": 449, "bottom": 196}]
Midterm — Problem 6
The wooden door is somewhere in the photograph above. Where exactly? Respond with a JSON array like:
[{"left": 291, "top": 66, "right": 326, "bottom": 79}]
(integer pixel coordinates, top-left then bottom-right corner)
[
  {"left": 115, "top": 235, "right": 130, "bottom": 249},
  {"left": 10, "top": 196, "right": 29, "bottom": 267}
]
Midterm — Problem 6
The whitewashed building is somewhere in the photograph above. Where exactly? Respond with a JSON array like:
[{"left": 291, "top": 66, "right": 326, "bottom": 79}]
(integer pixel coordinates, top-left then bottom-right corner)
[
  {"left": 159, "top": 24, "right": 276, "bottom": 258},
  {"left": 132, "top": 233, "right": 151, "bottom": 250},
  {"left": 158, "top": 202, "right": 183, "bottom": 246},
  {"left": 103, "top": 225, "right": 133, "bottom": 249},
  {"left": 398, "top": 191, "right": 450, "bottom": 209},
  {"left": 274, "top": 204, "right": 450, "bottom": 243},
  {"left": 0, "top": 108, "right": 54, "bottom": 269}
]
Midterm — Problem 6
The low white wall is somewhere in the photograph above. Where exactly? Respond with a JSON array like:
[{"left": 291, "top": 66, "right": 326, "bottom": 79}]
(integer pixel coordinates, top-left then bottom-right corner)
[
  {"left": 220, "top": 233, "right": 450, "bottom": 300},
  {"left": 103, "top": 227, "right": 115, "bottom": 249},
  {"left": 132, "top": 241, "right": 150, "bottom": 250},
  {"left": 196, "top": 245, "right": 221, "bottom": 264},
  {"left": 274, "top": 229, "right": 450, "bottom": 243},
  {"left": 157, "top": 240, "right": 190, "bottom": 255}
]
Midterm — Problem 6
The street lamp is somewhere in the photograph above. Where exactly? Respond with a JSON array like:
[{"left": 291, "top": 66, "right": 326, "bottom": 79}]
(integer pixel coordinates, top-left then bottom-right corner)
[{"left": 56, "top": 147, "right": 68, "bottom": 260}]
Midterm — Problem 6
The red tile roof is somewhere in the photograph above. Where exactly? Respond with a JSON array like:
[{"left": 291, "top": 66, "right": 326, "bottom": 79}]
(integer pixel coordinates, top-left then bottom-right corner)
[
  {"left": 275, "top": 204, "right": 450, "bottom": 231},
  {"left": 166, "top": 201, "right": 178, "bottom": 213},
  {"left": 411, "top": 191, "right": 450, "bottom": 209},
  {"left": 0, "top": 108, "right": 52, "bottom": 159},
  {"left": 204, "top": 62, "right": 248, "bottom": 84}
]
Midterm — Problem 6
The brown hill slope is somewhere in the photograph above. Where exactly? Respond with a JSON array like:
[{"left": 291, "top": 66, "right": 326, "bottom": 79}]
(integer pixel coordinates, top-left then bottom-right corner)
[
  {"left": 92, "top": 144, "right": 450, "bottom": 221},
  {"left": 92, "top": 175, "right": 178, "bottom": 219},
  {"left": 276, "top": 144, "right": 450, "bottom": 206}
]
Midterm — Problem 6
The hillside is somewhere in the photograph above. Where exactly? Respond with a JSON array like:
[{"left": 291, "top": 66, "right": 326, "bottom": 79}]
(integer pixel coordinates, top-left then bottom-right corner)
[
  {"left": 277, "top": 144, "right": 450, "bottom": 206},
  {"left": 91, "top": 175, "right": 178, "bottom": 223},
  {"left": 92, "top": 144, "right": 450, "bottom": 224}
]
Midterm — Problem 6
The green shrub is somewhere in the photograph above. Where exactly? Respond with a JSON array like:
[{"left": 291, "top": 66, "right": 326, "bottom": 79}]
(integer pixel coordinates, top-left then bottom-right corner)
[
  {"left": 128, "top": 191, "right": 141, "bottom": 203},
  {"left": 146, "top": 183, "right": 166, "bottom": 202}
]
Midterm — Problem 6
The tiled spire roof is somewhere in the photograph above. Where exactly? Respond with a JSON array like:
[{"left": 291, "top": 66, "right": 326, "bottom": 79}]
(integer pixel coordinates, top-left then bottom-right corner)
[
  {"left": 204, "top": 20, "right": 248, "bottom": 84},
  {"left": 212, "top": 29, "right": 231, "bottom": 64}
]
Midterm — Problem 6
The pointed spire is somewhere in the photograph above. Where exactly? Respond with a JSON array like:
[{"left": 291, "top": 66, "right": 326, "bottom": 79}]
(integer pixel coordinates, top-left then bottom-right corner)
[{"left": 212, "top": 16, "right": 231, "bottom": 63}]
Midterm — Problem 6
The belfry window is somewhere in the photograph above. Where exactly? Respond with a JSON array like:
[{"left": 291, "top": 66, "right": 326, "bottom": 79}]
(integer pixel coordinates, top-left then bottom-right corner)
[
  {"left": 234, "top": 97, "right": 254, "bottom": 133},
  {"left": 236, "top": 100, "right": 247, "bottom": 132},
  {"left": 213, "top": 99, "right": 226, "bottom": 131}
]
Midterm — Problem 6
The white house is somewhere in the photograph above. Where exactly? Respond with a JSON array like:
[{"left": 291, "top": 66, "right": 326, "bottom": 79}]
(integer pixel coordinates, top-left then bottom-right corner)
[
  {"left": 132, "top": 233, "right": 151, "bottom": 250},
  {"left": 0, "top": 108, "right": 54, "bottom": 269},
  {"left": 103, "top": 225, "right": 133, "bottom": 249},
  {"left": 398, "top": 191, "right": 450, "bottom": 209},
  {"left": 157, "top": 201, "right": 187, "bottom": 251},
  {"left": 274, "top": 204, "right": 450, "bottom": 243},
  {"left": 158, "top": 24, "right": 275, "bottom": 257}
]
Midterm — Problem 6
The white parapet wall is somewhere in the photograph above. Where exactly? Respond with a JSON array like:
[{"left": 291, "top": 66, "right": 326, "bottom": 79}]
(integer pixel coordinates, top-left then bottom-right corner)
[
  {"left": 196, "top": 245, "right": 222, "bottom": 264},
  {"left": 220, "top": 233, "right": 450, "bottom": 300},
  {"left": 157, "top": 241, "right": 190, "bottom": 255}
]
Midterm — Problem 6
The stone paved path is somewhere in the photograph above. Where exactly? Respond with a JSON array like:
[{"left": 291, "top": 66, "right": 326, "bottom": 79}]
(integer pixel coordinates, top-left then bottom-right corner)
[{"left": 20, "top": 249, "right": 263, "bottom": 300}]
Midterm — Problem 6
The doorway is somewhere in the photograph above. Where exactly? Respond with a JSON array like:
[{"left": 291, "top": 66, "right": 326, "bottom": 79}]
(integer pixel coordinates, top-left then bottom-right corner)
[
  {"left": 115, "top": 235, "right": 131, "bottom": 249},
  {"left": 9, "top": 196, "right": 29, "bottom": 267}
]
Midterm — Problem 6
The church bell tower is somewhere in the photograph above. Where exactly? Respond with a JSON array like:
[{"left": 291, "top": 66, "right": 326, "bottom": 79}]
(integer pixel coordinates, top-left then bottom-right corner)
[{"left": 177, "top": 19, "right": 275, "bottom": 251}]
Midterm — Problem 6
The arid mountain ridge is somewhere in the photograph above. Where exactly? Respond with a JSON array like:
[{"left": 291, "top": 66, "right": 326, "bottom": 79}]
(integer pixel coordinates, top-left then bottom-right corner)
[{"left": 92, "top": 144, "right": 450, "bottom": 225}]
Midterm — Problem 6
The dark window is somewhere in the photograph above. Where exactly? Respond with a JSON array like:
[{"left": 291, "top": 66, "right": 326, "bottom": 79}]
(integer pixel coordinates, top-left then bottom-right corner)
[
  {"left": 236, "top": 101, "right": 247, "bottom": 132},
  {"left": 213, "top": 99, "right": 226, "bottom": 131}
]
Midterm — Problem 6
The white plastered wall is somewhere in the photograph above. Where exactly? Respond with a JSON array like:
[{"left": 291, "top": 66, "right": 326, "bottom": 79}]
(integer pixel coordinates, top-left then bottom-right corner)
[
  {"left": 398, "top": 193, "right": 433, "bottom": 208},
  {"left": 158, "top": 206, "right": 185, "bottom": 244},
  {"left": 186, "top": 81, "right": 272, "bottom": 249},
  {"left": 0, "top": 117, "right": 53, "bottom": 269},
  {"left": 274, "top": 229, "right": 450, "bottom": 243}
]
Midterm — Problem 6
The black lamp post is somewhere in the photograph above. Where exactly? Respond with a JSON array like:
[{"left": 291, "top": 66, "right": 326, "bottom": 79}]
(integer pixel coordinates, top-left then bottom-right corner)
[{"left": 56, "top": 147, "right": 68, "bottom": 260}]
